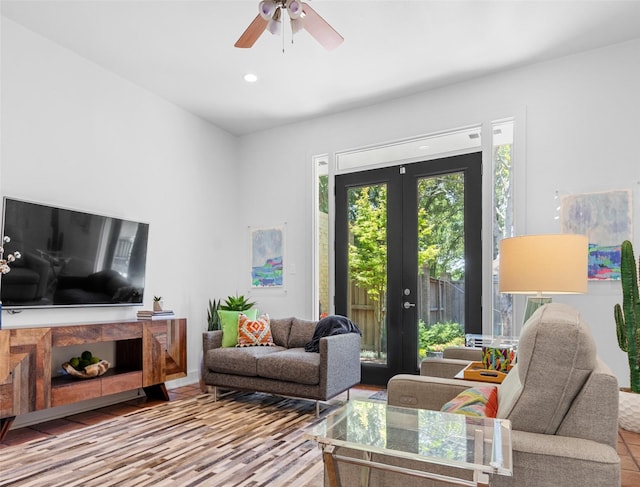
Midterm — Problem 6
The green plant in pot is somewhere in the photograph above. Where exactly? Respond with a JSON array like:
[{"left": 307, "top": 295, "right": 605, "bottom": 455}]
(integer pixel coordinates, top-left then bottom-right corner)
[
  {"left": 220, "top": 294, "right": 256, "bottom": 312},
  {"left": 614, "top": 240, "right": 640, "bottom": 432},
  {"left": 216, "top": 294, "right": 258, "bottom": 348},
  {"left": 207, "top": 299, "right": 221, "bottom": 331}
]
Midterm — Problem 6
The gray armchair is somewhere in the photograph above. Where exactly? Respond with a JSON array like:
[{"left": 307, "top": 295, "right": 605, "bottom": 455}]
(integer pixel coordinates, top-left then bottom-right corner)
[
  {"left": 386, "top": 303, "right": 620, "bottom": 486},
  {"left": 420, "top": 346, "right": 482, "bottom": 379}
]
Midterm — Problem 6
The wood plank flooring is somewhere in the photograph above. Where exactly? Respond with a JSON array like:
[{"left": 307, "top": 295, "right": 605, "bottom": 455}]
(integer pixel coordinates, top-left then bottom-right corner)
[
  {"left": 1, "top": 390, "right": 338, "bottom": 486},
  {"left": 2, "top": 384, "right": 639, "bottom": 486}
]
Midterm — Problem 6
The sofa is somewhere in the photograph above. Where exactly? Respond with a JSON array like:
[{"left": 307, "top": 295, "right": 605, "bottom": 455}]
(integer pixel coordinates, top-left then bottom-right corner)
[
  {"left": 328, "top": 304, "right": 620, "bottom": 486},
  {"left": 201, "top": 316, "right": 362, "bottom": 415}
]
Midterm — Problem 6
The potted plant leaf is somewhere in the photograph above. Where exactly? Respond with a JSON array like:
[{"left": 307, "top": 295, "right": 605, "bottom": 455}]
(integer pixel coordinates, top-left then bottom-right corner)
[
  {"left": 614, "top": 240, "right": 640, "bottom": 432},
  {"left": 207, "top": 299, "right": 221, "bottom": 331},
  {"left": 220, "top": 294, "right": 256, "bottom": 312}
]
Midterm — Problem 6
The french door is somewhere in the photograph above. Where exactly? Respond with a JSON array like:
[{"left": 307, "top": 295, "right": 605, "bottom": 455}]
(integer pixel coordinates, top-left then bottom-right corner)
[{"left": 335, "top": 152, "right": 482, "bottom": 385}]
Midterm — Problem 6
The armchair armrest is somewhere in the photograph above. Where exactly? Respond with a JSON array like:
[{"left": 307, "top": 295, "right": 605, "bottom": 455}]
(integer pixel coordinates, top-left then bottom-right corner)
[
  {"left": 442, "top": 346, "right": 483, "bottom": 361},
  {"left": 489, "top": 430, "right": 620, "bottom": 486},
  {"left": 320, "top": 333, "right": 361, "bottom": 399},
  {"left": 421, "top": 357, "right": 474, "bottom": 378},
  {"left": 420, "top": 346, "right": 483, "bottom": 378},
  {"left": 387, "top": 374, "right": 485, "bottom": 410}
]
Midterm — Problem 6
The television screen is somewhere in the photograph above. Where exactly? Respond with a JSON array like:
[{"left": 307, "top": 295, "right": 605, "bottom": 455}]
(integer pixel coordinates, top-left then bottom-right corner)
[{"left": 1, "top": 197, "right": 149, "bottom": 309}]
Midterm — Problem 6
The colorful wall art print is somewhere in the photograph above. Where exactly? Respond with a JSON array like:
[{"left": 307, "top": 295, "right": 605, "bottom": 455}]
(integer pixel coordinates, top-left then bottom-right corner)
[
  {"left": 561, "top": 190, "right": 632, "bottom": 280},
  {"left": 250, "top": 225, "right": 285, "bottom": 288}
]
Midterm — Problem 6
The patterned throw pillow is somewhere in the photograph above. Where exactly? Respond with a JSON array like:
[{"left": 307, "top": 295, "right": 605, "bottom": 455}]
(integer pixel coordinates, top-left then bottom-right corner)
[
  {"left": 237, "top": 313, "right": 275, "bottom": 347},
  {"left": 218, "top": 309, "right": 258, "bottom": 347},
  {"left": 440, "top": 386, "right": 498, "bottom": 418}
]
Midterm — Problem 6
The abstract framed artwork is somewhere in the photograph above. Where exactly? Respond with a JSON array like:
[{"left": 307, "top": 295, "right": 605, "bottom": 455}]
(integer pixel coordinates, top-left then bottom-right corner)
[
  {"left": 249, "top": 225, "right": 285, "bottom": 288},
  {"left": 561, "top": 189, "right": 632, "bottom": 280}
]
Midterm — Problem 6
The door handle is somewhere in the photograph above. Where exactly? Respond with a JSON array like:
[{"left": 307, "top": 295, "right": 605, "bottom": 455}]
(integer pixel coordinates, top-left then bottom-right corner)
[{"left": 403, "top": 301, "right": 416, "bottom": 309}]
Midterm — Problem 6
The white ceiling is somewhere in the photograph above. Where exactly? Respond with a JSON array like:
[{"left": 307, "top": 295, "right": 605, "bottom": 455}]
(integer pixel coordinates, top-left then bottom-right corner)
[{"left": 2, "top": 0, "right": 640, "bottom": 136}]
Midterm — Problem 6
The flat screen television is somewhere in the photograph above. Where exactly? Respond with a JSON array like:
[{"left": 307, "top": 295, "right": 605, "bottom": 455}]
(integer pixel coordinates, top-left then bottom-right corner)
[{"left": 1, "top": 197, "right": 149, "bottom": 310}]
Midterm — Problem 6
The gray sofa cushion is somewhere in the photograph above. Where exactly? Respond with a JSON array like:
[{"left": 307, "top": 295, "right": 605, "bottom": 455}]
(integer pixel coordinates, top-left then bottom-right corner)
[
  {"left": 270, "top": 317, "right": 293, "bottom": 347},
  {"left": 288, "top": 318, "right": 317, "bottom": 348},
  {"left": 497, "top": 303, "right": 596, "bottom": 434},
  {"left": 257, "top": 348, "right": 321, "bottom": 385},
  {"left": 206, "top": 346, "right": 285, "bottom": 377}
]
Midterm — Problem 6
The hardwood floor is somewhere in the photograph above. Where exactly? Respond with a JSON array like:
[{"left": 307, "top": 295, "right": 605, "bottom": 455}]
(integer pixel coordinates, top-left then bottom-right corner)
[{"left": 2, "top": 383, "right": 639, "bottom": 486}]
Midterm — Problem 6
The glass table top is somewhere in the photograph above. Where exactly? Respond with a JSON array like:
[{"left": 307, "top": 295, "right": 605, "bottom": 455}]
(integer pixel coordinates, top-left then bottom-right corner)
[{"left": 308, "top": 400, "right": 512, "bottom": 477}]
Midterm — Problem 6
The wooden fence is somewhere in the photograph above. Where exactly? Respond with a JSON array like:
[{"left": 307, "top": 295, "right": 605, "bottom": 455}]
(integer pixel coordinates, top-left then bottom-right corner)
[{"left": 350, "top": 270, "right": 464, "bottom": 353}]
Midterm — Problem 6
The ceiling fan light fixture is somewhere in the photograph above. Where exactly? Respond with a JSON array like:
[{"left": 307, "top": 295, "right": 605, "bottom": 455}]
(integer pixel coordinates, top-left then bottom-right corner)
[
  {"left": 235, "top": 0, "right": 342, "bottom": 50},
  {"left": 287, "top": 0, "right": 303, "bottom": 19},
  {"left": 267, "top": 8, "right": 282, "bottom": 35},
  {"left": 259, "top": 0, "right": 277, "bottom": 21},
  {"left": 290, "top": 17, "right": 304, "bottom": 34}
]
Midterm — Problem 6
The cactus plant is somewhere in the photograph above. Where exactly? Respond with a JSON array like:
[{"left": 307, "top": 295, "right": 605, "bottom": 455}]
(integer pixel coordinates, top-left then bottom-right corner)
[{"left": 614, "top": 240, "right": 640, "bottom": 393}]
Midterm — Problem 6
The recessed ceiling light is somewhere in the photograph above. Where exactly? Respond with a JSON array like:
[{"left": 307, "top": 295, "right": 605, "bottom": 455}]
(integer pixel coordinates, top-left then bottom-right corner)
[{"left": 244, "top": 73, "right": 258, "bottom": 83}]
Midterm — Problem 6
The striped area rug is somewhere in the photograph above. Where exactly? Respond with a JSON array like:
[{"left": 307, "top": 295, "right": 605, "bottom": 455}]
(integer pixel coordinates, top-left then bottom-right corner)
[{"left": 1, "top": 393, "right": 335, "bottom": 487}]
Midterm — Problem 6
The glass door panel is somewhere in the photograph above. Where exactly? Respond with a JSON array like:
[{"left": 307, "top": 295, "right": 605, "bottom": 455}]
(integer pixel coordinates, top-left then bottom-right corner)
[
  {"left": 415, "top": 173, "right": 466, "bottom": 368},
  {"left": 347, "top": 184, "right": 388, "bottom": 366}
]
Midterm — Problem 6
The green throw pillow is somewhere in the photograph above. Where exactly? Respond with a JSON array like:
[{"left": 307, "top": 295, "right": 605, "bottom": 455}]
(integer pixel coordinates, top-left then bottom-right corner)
[{"left": 219, "top": 309, "right": 258, "bottom": 347}]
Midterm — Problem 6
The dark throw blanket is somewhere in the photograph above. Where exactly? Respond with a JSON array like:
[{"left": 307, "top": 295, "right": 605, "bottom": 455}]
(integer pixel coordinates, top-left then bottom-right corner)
[{"left": 304, "top": 315, "right": 362, "bottom": 353}]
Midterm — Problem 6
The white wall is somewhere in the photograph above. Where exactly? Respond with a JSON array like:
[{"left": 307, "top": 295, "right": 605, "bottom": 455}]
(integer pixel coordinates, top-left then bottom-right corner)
[
  {"left": 1, "top": 17, "right": 243, "bottom": 422},
  {"left": 238, "top": 38, "right": 640, "bottom": 386},
  {"left": 3, "top": 12, "right": 639, "bottom": 405}
]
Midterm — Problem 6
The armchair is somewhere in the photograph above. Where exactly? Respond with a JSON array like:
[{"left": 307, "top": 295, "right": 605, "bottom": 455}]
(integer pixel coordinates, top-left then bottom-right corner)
[
  {"left": 387, "top": 303, "right": 620, "bottom": 486},
  {"left": 420, "top": 346, "right": 482, "bottom": 379}
]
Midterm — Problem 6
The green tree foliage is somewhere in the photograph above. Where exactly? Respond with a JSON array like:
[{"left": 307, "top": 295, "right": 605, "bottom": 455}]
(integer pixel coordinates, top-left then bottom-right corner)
[
  {"left": 417, "top": 174, "right": 465, "bottom": 280},
  {"left": 318, "top": 174, "right": 329, "bottom": 214},
  {"left": 348, "top": 176, "right": 467, "bottom": 358},
  {"left": 493, "top": 144, "right": 513, "bottom": 258},
  {"left": 348, "top": 186, "right": 388, "bottom": 358},
  {"left": 494, "top": 143, "right": 514, "bottom": 335},
  {"left": 418, "top": 321, "right": 465, "bottom": 356}
]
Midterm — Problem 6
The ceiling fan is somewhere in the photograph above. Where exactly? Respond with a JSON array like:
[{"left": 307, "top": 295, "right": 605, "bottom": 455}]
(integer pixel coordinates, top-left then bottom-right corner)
[{"left": 235, "top": 0, "right": 344, "bottom": 51}]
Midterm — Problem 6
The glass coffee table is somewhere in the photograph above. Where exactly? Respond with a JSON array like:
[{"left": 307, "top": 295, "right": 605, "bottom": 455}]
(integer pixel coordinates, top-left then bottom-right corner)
[{"left": 307, "top": 400, "right": 512, "bottom": 487}]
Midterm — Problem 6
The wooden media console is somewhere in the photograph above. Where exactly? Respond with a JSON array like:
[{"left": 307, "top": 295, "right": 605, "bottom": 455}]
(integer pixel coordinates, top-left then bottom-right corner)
[{"left": 0, "top": 318, "right": 187, "bottom": 441}]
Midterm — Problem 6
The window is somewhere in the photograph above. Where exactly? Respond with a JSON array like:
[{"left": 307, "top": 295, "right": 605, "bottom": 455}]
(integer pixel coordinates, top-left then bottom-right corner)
[
  {"left": 313, "top": 155, "right": 330, "bottom": 319},
  {"left": 492, "top": 120, "right": 515, "bottom": 336}
]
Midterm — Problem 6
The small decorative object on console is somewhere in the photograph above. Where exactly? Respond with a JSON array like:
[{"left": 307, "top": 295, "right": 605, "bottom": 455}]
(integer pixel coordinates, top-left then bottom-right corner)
[
  {"left": 0, "top": 235, "right": 21, "bottom": 328},
  {"left": 62, "top": 350, "right": 110, "bottom": 379}
]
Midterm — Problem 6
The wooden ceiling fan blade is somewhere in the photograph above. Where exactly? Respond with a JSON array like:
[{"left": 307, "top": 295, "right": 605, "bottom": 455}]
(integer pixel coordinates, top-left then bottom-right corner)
[
  {"left": 301, "top": 3, "right": 343, "bottom": 51},
  {"left": 235, "top": 14, "right": 269, "bottom": 48}
]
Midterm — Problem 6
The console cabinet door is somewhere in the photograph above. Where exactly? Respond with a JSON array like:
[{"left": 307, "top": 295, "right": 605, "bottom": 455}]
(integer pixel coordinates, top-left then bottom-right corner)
[
  {"left": 142, "top": 319, "right": 187, "bottom": 387},
  {"left": 1, "top": 327, "right": 51, "bottom": 416},
  {"left": 0, "top": 330, "right": 12, "bottom": 417}
]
